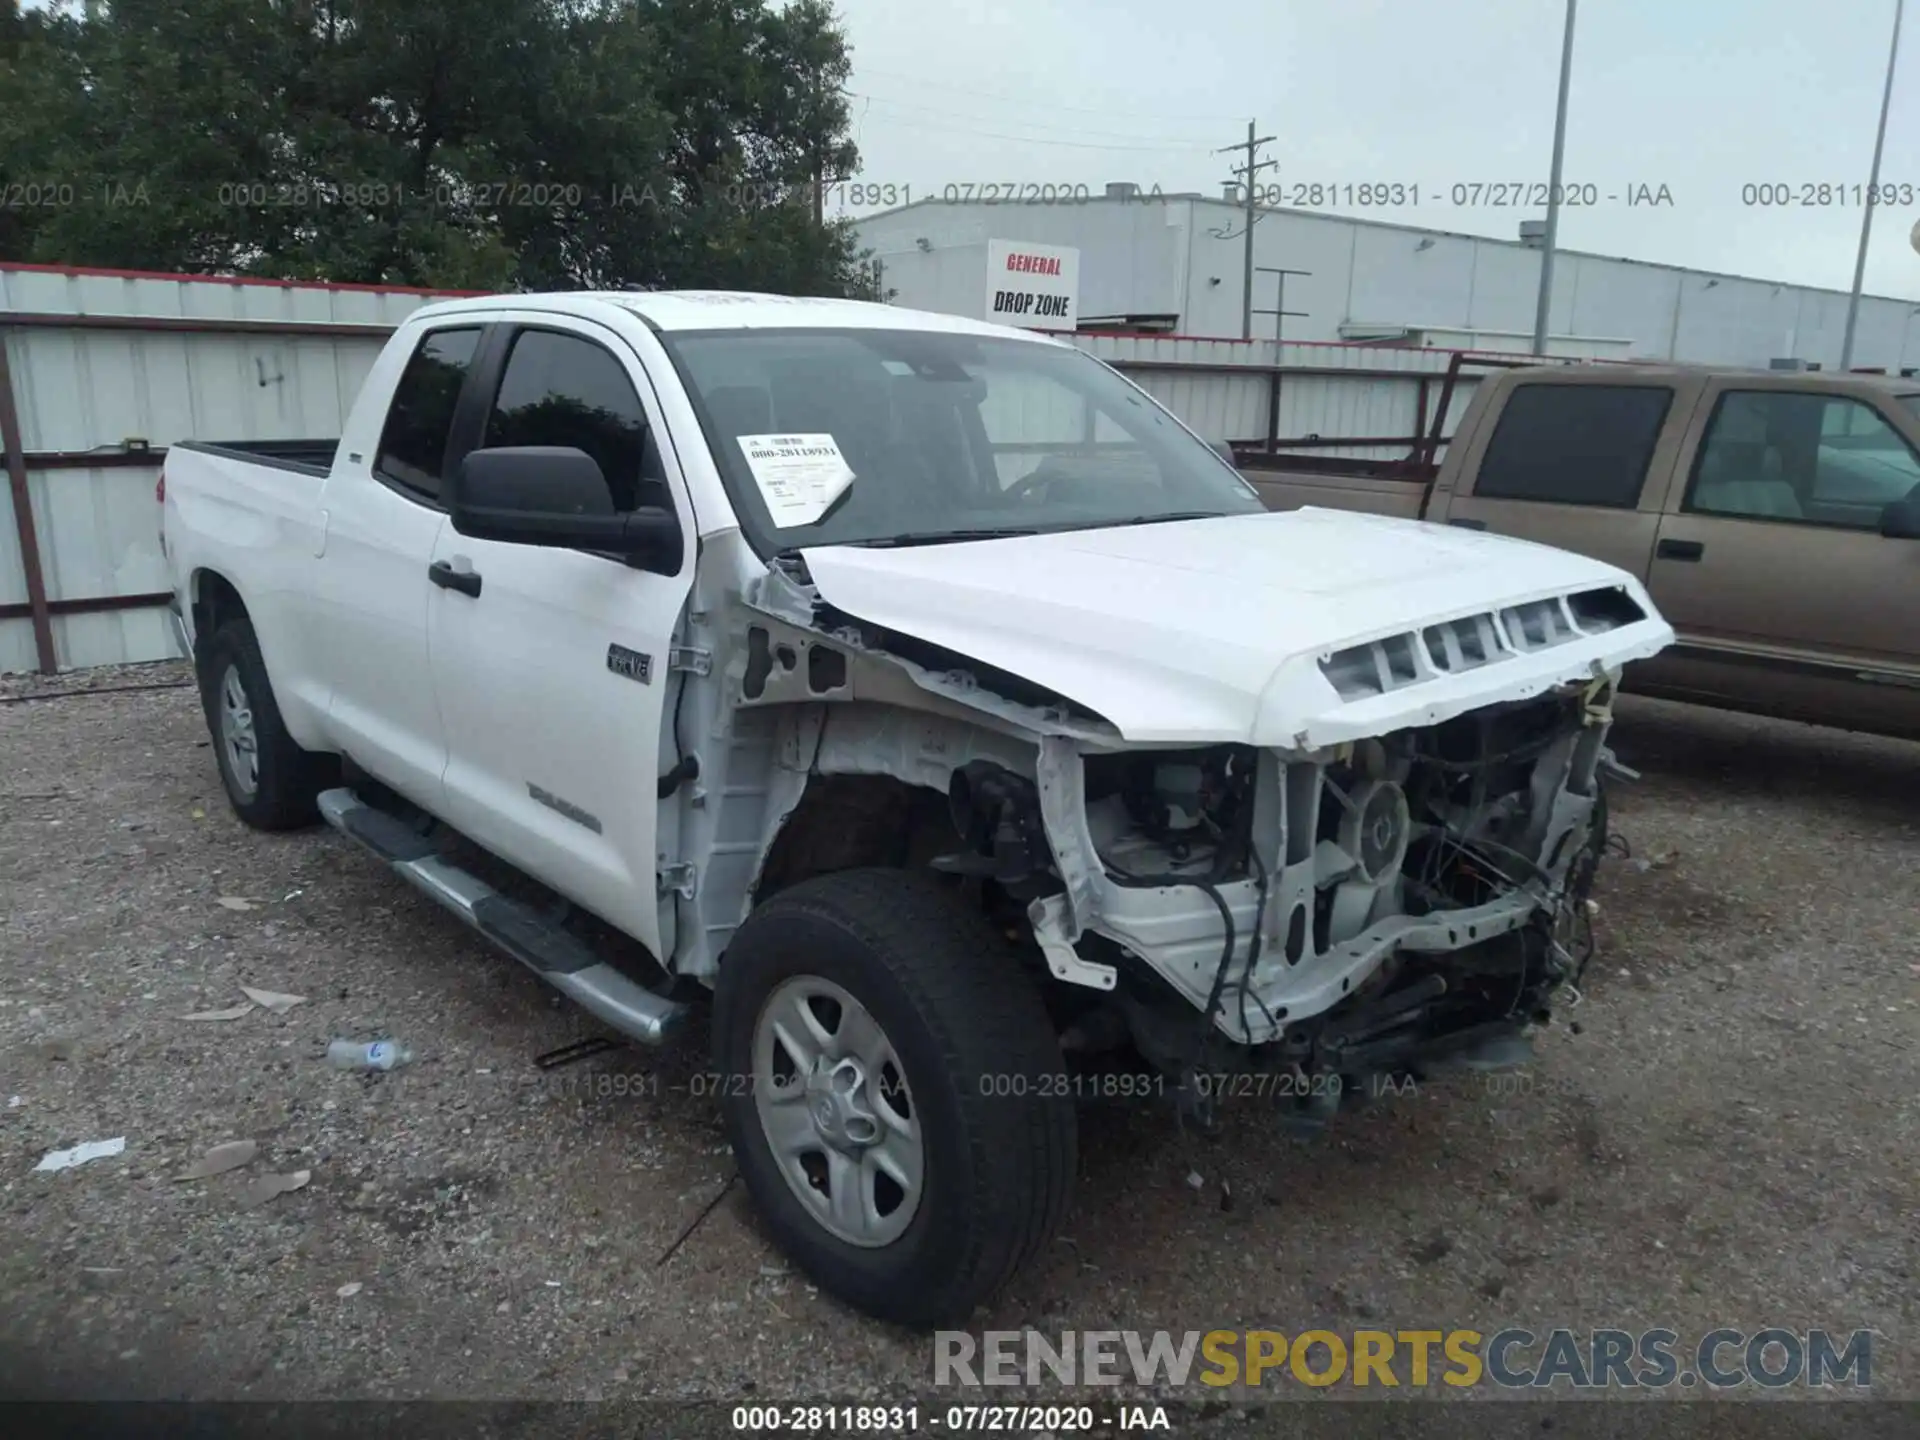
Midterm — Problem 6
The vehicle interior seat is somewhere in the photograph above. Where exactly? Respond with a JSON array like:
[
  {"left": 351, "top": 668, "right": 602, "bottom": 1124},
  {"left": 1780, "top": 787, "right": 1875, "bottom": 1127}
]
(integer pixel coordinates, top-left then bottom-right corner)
[
  {"left": 767, "top": 362, "right": 941, "bottom": 529},
  {"left": 1693, "top": 442, "right": 1804, "bottom": 520}
]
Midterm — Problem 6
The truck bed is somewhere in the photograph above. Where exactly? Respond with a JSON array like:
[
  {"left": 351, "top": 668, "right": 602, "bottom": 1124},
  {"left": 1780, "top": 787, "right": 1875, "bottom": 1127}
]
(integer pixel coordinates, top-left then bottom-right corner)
[
  {"left": 1228, "top": 449, "right": 1436, "bottom": 521},
  {"left": 172, "top": 438, "right": 339, "bottom": 477}
]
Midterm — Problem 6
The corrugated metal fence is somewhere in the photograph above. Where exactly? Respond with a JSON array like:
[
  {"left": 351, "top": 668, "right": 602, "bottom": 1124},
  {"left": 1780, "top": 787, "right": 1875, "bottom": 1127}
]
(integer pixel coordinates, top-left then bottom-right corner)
[
  {"left": 2, "top": 264, "right": 1541, "bottom": 675},
  {"left": 0, "top": 264, "right": 476, "bottom": 674}
]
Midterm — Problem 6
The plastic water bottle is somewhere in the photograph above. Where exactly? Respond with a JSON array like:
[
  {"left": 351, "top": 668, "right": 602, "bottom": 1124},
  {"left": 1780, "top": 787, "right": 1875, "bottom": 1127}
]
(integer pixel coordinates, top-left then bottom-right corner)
[{"left": 326, "top": 1039, "right": 413, "bottom": 1072}]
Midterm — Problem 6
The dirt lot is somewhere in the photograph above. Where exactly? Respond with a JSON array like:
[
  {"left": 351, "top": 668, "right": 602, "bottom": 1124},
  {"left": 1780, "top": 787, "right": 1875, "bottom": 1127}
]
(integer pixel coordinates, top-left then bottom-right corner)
[{"left": 1, "top": 660, "right": 1914, "bottom": 1420}]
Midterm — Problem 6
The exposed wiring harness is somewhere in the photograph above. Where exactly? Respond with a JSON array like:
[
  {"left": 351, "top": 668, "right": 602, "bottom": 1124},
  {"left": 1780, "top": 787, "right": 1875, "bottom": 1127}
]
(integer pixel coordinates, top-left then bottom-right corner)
[{"left": 1222, "top": 843, "right": 1282, "bottom": 1046}]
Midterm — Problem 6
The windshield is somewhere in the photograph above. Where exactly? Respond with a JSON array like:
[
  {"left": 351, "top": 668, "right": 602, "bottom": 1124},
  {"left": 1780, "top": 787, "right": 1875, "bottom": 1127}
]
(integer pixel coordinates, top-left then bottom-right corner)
[{"left": 659, "top": 327, "right": 1265, "bottom": 552}]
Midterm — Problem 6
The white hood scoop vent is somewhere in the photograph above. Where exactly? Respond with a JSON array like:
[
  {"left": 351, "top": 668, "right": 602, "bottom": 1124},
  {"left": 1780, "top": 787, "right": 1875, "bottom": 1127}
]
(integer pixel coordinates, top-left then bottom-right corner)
[{"left": 1318, "top": 586, "right": 1648, "bottom": 703}]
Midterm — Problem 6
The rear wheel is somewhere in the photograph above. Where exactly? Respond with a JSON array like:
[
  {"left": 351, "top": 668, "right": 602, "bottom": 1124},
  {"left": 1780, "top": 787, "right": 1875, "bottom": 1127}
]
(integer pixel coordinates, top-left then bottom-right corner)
[
  {"left": 198, "top": 617, "right": 336, "bottom": 830},
  {"left": 713, "top": 868, "right": 1076, "bottom": 1326}
]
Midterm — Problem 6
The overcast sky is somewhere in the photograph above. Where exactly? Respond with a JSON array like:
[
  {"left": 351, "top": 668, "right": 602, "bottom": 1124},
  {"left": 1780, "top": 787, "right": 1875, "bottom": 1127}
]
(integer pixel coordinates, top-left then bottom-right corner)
[{"left": 832, "top": 0, "right": 1920, "bottom": 300}]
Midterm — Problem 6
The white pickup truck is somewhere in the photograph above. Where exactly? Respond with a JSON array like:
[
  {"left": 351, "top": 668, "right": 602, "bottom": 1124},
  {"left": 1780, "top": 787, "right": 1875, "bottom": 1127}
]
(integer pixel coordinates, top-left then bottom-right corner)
[{"left": 160, "top": 290, "right": 1674, "bottom": 1325}]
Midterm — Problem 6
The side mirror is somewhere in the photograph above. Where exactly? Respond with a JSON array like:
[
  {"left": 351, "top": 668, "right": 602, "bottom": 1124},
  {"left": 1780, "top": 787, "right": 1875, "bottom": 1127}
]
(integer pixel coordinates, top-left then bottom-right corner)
[
  {"left": 447, "top": 446, "right": 681, "bottom": 571},
  {"left": 1209, "top": 439, "right": 1239, "bottom": 469},
  {"left": 1880, "top": 492, "right": 1920, "bottom": 540}
]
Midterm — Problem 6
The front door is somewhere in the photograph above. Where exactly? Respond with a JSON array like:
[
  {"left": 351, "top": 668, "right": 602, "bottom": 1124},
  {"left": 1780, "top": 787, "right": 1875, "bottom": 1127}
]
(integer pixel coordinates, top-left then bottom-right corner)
[
  {"left": 425, "top": 317, "right": 696, "bottom": 958},
  {"left": 1642, "top": 385, "right": 1920, "bottom": 732}
]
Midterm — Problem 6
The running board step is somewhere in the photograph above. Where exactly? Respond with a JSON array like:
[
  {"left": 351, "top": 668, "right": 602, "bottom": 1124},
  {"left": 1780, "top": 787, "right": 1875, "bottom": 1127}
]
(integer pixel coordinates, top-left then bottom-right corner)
[{"left": 317, "top": 788, "right": 689, "bottom": 1046}]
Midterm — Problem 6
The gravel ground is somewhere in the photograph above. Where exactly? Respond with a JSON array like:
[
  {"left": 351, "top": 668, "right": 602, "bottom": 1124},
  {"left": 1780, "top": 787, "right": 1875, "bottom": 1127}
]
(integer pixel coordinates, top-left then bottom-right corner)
[{"left": 0, "top": 660, "right": 1914, "bottom": 1421}]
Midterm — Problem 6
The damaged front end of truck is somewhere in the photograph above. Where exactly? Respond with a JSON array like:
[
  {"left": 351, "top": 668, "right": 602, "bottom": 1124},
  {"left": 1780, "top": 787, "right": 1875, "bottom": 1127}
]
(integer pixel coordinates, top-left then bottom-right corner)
[{"left": 687, "top": 533, "right": 1673, "bottom": 1139}]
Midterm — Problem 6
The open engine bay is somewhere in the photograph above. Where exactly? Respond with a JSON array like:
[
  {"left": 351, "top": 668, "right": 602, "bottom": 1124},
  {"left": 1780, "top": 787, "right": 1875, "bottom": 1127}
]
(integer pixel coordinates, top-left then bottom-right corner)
[{"left": 948, "top": 681, "right": 1620, "bottom": 1127}]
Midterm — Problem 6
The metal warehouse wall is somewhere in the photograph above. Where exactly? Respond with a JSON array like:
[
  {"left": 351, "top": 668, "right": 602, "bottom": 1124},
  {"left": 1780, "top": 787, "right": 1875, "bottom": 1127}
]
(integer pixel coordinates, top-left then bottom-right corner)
[
  {"left": 859, "top": 198, "right": 1190, "bottom": 323},
  {"left": 857, "top": 197, "right": 1920, "bottom": 372},
  {"left": 0, "top": 265, "right": 476, "bottom": 675}
]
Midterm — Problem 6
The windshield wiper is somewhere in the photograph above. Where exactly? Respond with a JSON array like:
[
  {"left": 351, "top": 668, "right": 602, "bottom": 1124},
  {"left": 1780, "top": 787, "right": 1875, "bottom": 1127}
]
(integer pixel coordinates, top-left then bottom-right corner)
[
  {"left": 1097, "top": 510, "right": 1232, "bottom": 528},
  {"left": 854, "top": 526, "right": 1042, "bottom": 548}
]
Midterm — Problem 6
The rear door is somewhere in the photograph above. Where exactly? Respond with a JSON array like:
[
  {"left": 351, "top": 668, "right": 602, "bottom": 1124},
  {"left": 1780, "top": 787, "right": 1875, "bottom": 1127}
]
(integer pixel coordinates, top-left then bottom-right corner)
[
  {"left": 1431, "top": 374, "right": 1702, "bottom": 580},
  {"left": 313, "top": 324, "right": 485, "bottom": 809},
  {"left": 425, "top": 315, "right": 697, "bottom": 958},
  {"left": 1638, "top": 384, "right": 1920, "bottom": 730}
]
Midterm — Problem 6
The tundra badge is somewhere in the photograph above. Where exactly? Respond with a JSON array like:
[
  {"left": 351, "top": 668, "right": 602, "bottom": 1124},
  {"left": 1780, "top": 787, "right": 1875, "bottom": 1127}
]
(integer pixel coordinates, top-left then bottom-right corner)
[{"left": 607, "top": 643, "right": 653, "bottom": 684}]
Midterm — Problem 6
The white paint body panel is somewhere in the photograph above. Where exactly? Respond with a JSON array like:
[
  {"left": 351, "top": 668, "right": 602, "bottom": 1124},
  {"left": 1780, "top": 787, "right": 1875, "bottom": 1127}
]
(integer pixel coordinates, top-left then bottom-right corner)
[
  {"left": 799, "top": 508, "right": 1673, "bottom": 748},
  {"left": 423, "top": 309, "right": 697, "bottom": 949}
]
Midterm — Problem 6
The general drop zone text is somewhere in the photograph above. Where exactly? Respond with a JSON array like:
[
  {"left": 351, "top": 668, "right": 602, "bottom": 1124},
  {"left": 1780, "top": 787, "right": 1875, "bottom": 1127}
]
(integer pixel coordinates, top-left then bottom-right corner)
[{"left": 992, "top": 291, "right": 1073, "bottom": 319}]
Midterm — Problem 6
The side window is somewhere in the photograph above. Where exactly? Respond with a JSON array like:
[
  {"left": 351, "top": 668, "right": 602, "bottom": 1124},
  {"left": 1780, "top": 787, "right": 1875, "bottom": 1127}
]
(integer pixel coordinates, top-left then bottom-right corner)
[
  {"left": 374, "top": 327, "right": 483, "bottom": 500},
  {"left": 482, "top": 329, "right": 666, "bottom": 512},
  {"left": 1688, "top": 391, "right": 1920, "bottom": 527},
  {"left": 1472, "top": 384, "right": 1674, "bottom": 507}
]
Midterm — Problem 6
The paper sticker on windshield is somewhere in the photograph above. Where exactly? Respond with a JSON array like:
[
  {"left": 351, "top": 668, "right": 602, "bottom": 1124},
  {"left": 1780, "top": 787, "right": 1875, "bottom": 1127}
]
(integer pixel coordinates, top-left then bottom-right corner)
[{"left": 738, "top": 434, "right": 855, "bottom": 528}]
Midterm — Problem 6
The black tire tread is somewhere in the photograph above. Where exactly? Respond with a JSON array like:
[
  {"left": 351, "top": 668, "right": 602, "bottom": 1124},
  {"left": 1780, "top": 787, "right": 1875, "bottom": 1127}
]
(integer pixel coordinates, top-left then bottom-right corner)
[
  {"left": 715, "top": 867, "right": 1076, "bottom": 1326},
  {"left": 198, "top": 617, "right": 336, "bottom": 831}
]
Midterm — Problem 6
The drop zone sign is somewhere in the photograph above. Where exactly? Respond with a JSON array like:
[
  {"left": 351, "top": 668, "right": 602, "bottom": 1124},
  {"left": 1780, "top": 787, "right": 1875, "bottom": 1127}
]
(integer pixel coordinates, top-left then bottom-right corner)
[{"left": 986, "top": 239, "right": 1080, "bottom": 330}]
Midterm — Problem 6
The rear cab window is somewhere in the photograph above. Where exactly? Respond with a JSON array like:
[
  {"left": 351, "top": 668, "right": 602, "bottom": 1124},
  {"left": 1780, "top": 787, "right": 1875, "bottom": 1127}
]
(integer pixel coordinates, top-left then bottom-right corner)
[
  {"left": 1471, "top": 383, "right": 1676, "bottom": 507},
  {"left": 374, "top": 327, "right": 484, "bottom": 501}
]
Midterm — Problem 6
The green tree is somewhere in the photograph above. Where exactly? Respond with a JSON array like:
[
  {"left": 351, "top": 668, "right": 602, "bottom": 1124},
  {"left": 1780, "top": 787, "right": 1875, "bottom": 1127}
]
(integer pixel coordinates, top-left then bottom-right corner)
[{"left": 0, "top": 0, "right": 876, "bottom": 296}]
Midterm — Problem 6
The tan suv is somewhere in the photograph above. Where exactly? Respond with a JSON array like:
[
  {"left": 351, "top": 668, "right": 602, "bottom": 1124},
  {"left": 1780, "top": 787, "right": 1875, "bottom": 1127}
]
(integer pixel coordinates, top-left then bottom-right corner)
[{"left": 1245, "top": 365, "right": 1920, "bottom": 741}]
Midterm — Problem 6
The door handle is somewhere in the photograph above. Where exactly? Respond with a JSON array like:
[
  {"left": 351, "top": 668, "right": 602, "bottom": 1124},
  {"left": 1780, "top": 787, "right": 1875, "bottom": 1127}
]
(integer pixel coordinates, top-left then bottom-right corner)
[
  {"left": 1446, "top": 517, "right": 1488, "bottom": 531},
  {"left": 1656, "top": 538, "right": 1704, "bottom": 562},
  {"left": 428, "top": 559, "right": 483, "bottom": 597}
]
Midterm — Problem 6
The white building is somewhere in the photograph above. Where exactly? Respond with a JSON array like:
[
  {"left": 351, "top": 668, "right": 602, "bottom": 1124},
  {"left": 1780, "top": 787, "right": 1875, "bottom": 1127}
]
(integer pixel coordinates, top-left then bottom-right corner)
[{"left": 853, "top": 188, "right": 1920, "bottom": 373}]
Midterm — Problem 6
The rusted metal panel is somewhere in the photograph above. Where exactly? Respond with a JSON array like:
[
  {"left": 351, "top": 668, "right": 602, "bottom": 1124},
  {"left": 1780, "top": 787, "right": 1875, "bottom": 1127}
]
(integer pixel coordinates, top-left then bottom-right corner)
[{"left": 0, "top": 337, "right": 56, "bottom": 673}]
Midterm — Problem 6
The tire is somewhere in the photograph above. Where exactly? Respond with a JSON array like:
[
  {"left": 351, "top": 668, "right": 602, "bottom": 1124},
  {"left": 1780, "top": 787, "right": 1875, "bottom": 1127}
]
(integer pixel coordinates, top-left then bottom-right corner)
[
  {"left": 197, "top": 617, "right": 337, "bottom": 830},
  {"left": 713, "top": 868, "right": 1076, "bottom": 1327}
]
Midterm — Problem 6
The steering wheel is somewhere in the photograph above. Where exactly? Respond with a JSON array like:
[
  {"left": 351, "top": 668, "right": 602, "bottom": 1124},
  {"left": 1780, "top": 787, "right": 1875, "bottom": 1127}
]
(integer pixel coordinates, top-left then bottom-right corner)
[{"left": 1002, "top": 460, "right": 1071, "bottom": 506}]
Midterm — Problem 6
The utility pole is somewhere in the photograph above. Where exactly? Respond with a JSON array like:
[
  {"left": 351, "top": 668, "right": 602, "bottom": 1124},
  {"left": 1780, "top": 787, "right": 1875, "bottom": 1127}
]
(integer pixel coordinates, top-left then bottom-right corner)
[
  {"left": 812, "top": 69, "right": 826, "bottom": 226},
  {"left": 1841, "top": 0, "right": 1905, "bottom": 370},
  {"left": 1531, "top": 0, "right": 1578, "bottom": 355},
  {"left": 1217, "top": 121, "right": 1277, "bottom": 340}
]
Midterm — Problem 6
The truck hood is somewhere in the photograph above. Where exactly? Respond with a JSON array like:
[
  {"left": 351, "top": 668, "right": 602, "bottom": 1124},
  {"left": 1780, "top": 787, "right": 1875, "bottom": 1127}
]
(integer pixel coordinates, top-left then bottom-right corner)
[{"left": 798, "top": 508, "right": 1675, "bottom": 749}]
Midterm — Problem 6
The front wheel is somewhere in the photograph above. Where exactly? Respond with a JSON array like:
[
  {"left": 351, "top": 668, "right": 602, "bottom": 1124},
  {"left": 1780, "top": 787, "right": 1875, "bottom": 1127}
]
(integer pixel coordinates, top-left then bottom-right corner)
[{"left": 712, "top": 868, "right": 1076, "bottom": 1327}]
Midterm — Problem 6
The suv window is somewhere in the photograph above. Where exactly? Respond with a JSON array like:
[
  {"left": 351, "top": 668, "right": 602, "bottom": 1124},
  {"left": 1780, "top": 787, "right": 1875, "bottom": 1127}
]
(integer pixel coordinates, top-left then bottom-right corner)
[
  {"left": 482, "top": 329, "right": 667, "bottom": 512},
  {"left": 1472, "top": 383, "right": 1674, "bottom": 507},
  {"left": 374, "top": 327, "right": 483, "bottom": 499},
  {"left": 1688, "top": 391, "right": 1920, "bottom": 527}
]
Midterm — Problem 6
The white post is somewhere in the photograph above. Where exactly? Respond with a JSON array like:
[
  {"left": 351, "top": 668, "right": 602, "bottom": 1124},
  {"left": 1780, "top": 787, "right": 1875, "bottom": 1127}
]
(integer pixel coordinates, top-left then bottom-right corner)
[{"left": 1840, "top": 0, "right": 1905, "bottom": 370}]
